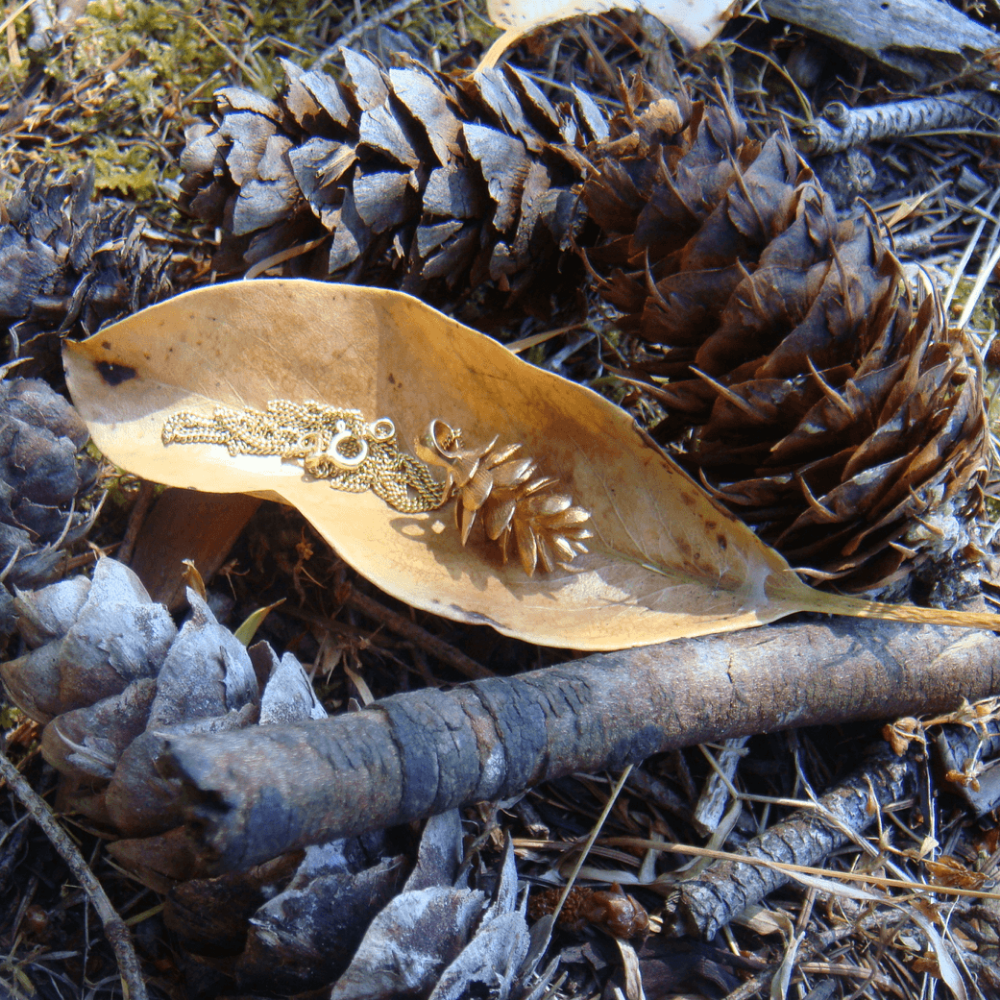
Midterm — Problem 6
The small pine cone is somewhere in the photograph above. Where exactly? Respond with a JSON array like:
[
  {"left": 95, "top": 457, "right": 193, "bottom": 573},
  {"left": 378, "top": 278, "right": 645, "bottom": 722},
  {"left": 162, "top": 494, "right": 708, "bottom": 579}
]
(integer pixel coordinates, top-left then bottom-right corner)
[
  {"left": 0, "top": 377, "right": 101, "bottom": 592},
  {"left": 415, "top": 420, "right": 591, "bottom": 576},
  {"left": 179, "top": 52, "right": 603, "bottom": 304},
  {"left": 582, "top": 86, "right": 988, "bottom": 592},
  {"left": 0, "top": 164, "right": 172, "bottom": 366}
]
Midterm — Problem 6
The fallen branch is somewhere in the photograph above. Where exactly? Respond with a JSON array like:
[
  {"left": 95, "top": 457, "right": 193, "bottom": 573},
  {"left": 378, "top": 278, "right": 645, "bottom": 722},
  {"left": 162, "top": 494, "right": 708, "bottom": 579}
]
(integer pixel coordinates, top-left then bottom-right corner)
[
  {"left": 799, "top": 92, "right": 1000, "bottom": 155},
  {"left": 159, "top": 614, "right": 1000, "bottom": 875}
]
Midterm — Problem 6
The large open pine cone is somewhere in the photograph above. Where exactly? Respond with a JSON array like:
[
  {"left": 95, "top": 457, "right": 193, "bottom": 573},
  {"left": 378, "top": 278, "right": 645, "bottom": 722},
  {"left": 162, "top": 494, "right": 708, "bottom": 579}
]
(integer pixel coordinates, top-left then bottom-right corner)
[
  {"left": 179, "top": 51, "right": 603, "bottom": 304},
  {"left": 582, "top": 82, "right": 988, "bottom": 592}
]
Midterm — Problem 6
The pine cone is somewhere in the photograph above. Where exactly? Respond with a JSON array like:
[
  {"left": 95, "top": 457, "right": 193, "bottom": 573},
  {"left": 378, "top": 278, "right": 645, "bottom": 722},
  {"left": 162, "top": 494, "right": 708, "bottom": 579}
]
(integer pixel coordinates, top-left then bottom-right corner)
[
  {"left": 1, "top": 557, "right": 285, "bottom": 853},
  {"left": 582, "top": 84, "right": 988, "bottom": 592},
  {"left": 0, "top": 164, "right": 172, "bottom": 367},
  {"left": 179, "top": 52, "right": 602, "bottom": 304},
  {"left": 415, "top": 420, "right": 592, "bottom": 576},
  {"left": 0, "top": 377, "right": 100, "bottom": 593},
  {"left": 1, "top": 557, "right": 176, "bottom": 726},
  {"left": 179, "top": 57, "right": 988, "bottom": 593},
  {"left": 0, "top": 557, "right": 458, "bottom": 994}
]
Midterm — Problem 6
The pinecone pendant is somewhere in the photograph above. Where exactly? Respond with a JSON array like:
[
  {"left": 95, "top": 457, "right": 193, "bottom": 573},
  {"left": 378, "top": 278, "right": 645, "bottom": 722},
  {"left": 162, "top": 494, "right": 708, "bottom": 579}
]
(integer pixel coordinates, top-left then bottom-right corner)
[{"left": 415, "top": 420, "right": 592, "bottom": 576}]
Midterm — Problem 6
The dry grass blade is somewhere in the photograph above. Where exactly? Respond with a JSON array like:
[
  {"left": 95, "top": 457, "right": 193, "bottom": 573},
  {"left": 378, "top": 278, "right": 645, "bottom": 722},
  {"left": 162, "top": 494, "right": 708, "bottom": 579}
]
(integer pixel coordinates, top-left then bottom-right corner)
[{"left": 601, "top": 837, "right": 1000, "bottom": 903}]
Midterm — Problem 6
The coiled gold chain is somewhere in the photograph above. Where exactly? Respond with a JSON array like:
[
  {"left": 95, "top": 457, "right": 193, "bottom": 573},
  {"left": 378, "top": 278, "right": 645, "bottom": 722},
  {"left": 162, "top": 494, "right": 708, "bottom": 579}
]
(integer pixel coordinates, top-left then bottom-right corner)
[{"left": 162, "top": 400, "right": 448, "bottom": 513}]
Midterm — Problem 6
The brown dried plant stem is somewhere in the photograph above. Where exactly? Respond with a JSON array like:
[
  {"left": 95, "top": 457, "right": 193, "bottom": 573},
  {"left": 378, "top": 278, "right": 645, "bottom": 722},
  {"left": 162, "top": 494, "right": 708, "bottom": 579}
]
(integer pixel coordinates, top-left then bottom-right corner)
[
  {"left": 0, "top": 749, "right": 149, "bottom": 1000},
  {"left": 161, "top": 615, "right": 1000, "bottom": 875},
  {"left": 284, "top": 590, "right": 493, "bottom": 680},
  {"left": 343, "top": 588, "right": 493, "bottom": 681}
]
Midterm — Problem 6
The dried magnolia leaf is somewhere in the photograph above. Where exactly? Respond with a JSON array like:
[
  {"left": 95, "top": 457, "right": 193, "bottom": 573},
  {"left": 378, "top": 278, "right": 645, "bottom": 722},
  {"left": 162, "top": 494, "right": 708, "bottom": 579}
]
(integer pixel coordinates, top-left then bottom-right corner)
[
  {"left": 480, "top": 0, "right": 737, "bottom": 70},
  {"left": 63, "top": 281, "right": 999, "bottom": 649}
]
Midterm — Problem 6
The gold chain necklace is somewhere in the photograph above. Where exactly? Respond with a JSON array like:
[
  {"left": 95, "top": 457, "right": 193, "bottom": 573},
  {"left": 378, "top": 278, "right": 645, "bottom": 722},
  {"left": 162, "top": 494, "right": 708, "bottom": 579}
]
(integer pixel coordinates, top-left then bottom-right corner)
[
  {"left": 162, "top": 400, "right": 448, "bottom": 513},
  {"left": 162, "top": 400, "right": 592, "bottom": 576}
]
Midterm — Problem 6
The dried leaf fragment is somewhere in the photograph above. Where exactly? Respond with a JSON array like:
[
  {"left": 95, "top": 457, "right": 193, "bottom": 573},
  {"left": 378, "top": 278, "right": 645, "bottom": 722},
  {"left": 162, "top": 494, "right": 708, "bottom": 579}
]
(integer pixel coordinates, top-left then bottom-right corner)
[{"left": 480, "top": 0, "right": 738, "bottom": 70}]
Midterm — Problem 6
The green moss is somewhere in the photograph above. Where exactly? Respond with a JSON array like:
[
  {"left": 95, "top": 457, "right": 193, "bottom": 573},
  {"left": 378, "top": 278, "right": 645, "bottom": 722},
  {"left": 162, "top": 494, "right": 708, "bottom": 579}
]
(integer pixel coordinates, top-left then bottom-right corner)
[
  {"left": 0, "top": 703, "right": 24, "bottom": 730},
  {"left": 91, "top": 138, "right": 163, "bottom": 198},
  {"left": 526, "top": 344, "right": 547, "bottom": 366},
  {"left": 453, "top": 0, "right": 501, "bottom": 49},
  {"left": 2, "top": 0, "right": 316, "bottom": 203}
]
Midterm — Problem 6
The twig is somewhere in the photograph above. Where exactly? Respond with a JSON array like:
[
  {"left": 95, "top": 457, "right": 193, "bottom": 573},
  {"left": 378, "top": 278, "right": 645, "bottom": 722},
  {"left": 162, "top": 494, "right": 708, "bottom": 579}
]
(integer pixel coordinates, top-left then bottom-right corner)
[
  {"left": 550, "top": 765, "right": 632, "bottom": 926},
  {"left": 692, "top": 737, "right": 749, "bottom": 836},
  {"left": 667, "top": 749, "right": 917, "bottom": 938},
  {"left": 799, "top": 91, "right": 1000, "bottom": 155},
  {"left": 345, "top": 586, "right": 494, "bottom": 680},
  {"left": 26, "top": 0, "right": 52, "bottom": 50},
  {"left": 157, "top": 613, "right": 1000, "bottom": 875},
  {"left": 117, "top": 480, "right": 156, "bottom": 567},
  {"left": 313, "top": 0, "right": 423, "bottom": 67},
  {"left": 625, "top": 765, "right": 692, "bottom": 823},
  {"left": 941, "top": 186, "right": 1000, "bottom": 315},
  {"left": 0, "top": 0, "right": 39, "bottom": 37},
  {"left": 285, "top": 588, "right": 492, "bottom": 680},
  {"left": 0, "top": 749, "right": 148, "bottom": 1000}
]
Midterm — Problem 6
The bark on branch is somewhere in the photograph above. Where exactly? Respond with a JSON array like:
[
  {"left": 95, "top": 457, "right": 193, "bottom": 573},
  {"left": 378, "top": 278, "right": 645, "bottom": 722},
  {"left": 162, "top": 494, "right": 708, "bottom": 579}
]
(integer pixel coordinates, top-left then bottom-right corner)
[{"left": 159, "top": 615, "right": 1000, "bottom": 874}]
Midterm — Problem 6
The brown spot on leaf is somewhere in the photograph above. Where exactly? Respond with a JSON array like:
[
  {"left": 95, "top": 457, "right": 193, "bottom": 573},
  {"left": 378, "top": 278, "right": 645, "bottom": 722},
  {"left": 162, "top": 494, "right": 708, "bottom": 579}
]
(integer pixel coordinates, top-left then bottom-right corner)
[{"left": 96, "top": 361, "right": 137, "bottom": 386}]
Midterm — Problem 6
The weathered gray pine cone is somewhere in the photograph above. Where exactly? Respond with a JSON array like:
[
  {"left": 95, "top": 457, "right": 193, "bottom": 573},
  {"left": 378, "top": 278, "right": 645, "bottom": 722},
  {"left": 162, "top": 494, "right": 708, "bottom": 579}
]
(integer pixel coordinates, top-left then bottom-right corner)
[
  {"left": 2, "top": 558, "right": 265, "bottom": 842},
  {"left": 180, "top": 51, "right": 600, "bottom": 304},
  {"left": 2, "top": 557, "right": 176, "bottom": 725},
  {"left": 0, "top": 164, "right": 171, "bottom": 361},
  {"left": 0, "top": 377, "right": 99, "bottom": 600},
  {"left": 2, "top": 557, "right": 536, "bottom": 994}
]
